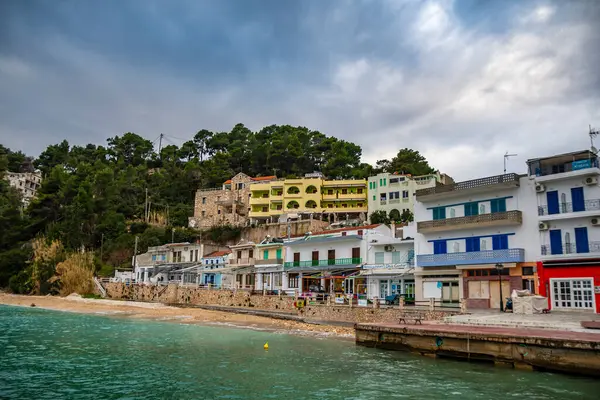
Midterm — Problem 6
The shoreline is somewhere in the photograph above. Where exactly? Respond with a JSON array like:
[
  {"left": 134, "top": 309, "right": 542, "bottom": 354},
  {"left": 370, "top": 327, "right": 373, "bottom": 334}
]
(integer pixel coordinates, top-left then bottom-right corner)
[{"left": 0, "top": 292, "right": 355, "bottom": 339}]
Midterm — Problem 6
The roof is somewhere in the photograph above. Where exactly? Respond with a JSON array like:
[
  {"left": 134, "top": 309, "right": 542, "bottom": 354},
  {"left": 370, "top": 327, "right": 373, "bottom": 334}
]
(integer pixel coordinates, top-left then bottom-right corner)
[
  {"left": 289, "top": 224, "right": 382, "bottom": 239},
  {"left": 223, "top": 175, "right": 277, "bottom": 185},
  {"left": 287, "top": 235, "right": 362, "bottom": 246},
  {"left": 205, "top": 250, "right": 231, "bottom": 258}
]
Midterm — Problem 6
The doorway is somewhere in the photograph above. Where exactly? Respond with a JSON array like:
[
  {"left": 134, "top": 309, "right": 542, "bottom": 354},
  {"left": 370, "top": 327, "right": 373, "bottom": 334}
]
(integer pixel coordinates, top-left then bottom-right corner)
[{"left": 489, "top": 280, "right": 511, "bottom": 310}]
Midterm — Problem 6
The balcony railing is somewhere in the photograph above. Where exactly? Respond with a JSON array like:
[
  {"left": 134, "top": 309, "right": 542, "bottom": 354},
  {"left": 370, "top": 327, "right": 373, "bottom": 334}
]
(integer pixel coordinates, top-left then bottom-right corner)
[
  {"left": 284, "top": 257, "right": 362, "bottom": 268},
  {"left": 416, "top": 173, "right": 519, "bottom": 199},
  {"left": 255, "top": 258, "right": 284, "bottom": 265},
  {"left": 389, "top": 199, "right": 401, "bottom": 204},
  {"left": 417, "top": 210, "right": 522, "bottom": 233},
  {"left": 380, "top": 200, "right": 387, "bottom": 205},
  {"left": 229, "top": 258, "right": 255, "bottom": 265},
  {"left": 541, "top": 242, "right": 600, "bottom": 256},
  {"left": 417, "top": 248, "right": 525, "bottom": 267},
  {"left": 538, "top": 199, "right": 600, "bottom": 216}
]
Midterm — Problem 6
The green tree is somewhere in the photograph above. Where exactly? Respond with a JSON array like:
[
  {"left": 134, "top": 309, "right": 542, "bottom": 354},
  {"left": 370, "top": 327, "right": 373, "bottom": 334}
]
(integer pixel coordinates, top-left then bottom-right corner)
[
  {"left": 400, "top": 209, "right": 414, "bottom": 223},
  {"left": 369, "top": 210, "right": 390, "bottom": 225},
  {"left": 388, "top": 148, "right": 435, "bottom": 176}
]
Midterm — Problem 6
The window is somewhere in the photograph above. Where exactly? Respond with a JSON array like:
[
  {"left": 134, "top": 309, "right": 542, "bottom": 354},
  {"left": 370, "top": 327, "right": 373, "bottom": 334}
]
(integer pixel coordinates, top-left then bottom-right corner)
[
  {"left": 432, "top": 207, "right": 446, "bottom": 220},
  {"left": 372, "top": 195, "right": 376, "bottom": 201},
  {"left": 375, "top": 252, "right": 384, "bottom": 263},
  {"left": 342, "top": 189, "right": 348, "bottom": 194},
  {"left": 369, "top": 182, "right": 373, "bottom": 189},
  {"left": 402, "top": 190, "right": 409, "bottom": 198},
  {"left": 249, "top": 250, "right": 253, "bottom": 259},
  {"left": 433, "top": 241, "right": 447, "bottom": 254},
  {"left": 552, "top": 279, "right": 594, "bottom": 309},
  {"left": 328, "top": 204, "right": 333, "bottom": 208},
  {"left": 202, "top": 211, "right": 206, "bottom": 217},
  {"left": 190, "top": 250, "right": 194, "bottom": 261},
  {"left": 491, "top": 198, "right": 507, "bottom": 213},
  {"left": 357, "top": 230, "right": 363, "bottom": 236},
  {"left": 380, "top": 178, "right": 383, "bottom": 186},
  {"left": 342, "top": 203, "right": 348, "bottom": 208},
  {"left": 390, "top": 178, "right": 399, "bottom": 184},
  {"left": 276, "top": 248, "right": 282, "bottom": 259},
  {"left": 492, "top": 235, "right": 509, "bottom": 250},
  {"left": 152, "top": 255, "right": 156, "bottom": 261},
  {"left": 357, "top": 188, "right": 363, "bottom": 194},
  {"left": 522, "top": 266, "right": 535, "bottom": 276},
  {"left": 327, "top": 189, "right": 334, "bottom": 195},
  {"left": 342, "top": 232, "right": 347, "bottom": 236},
  {"left": 468, "top": 281, "right": 490, "bottom": 299},
  {"left": 392, "top": 251, "right": 400, "bottom": 264},
  {"left": 380, "top": 193, "right": 387, "bottom": 200},
  {"left": 237, "top": 251, "right": 242, "bottom": 259},
  {"left": 449, "top": 208, "right": 456, "bottom": 218},
  {"left": 289, "top": 274, "right": 299, "bottom": 288},
  {"left": 202, "top": 197, "right": 206, "bottom": 204},
  {"left": 464, "top": 202, "right": 479, "bottom": 216},
  {"left": 479, "top": 204, "right": 486, "bottom": 214},
  {"left": 452, "top": 242, "right": 460, "bottom": 253},
  {"left": 263, "top": 250, "right": 269, "bottom": 260},
  {"left": 357, "top": 203, "right": 363, "bottom": 207},
  {"left": 218, "top": 209, "right": 221, "bottom": 214}
]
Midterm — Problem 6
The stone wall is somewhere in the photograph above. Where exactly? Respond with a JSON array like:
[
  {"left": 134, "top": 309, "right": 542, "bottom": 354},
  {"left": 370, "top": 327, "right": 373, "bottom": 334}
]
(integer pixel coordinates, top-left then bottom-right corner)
[
  {"left": 104, "top": 283, "right": 457, "bottom": 323},
  {"left": 240, "top": 219, "right": 329, "bottom": 243}
]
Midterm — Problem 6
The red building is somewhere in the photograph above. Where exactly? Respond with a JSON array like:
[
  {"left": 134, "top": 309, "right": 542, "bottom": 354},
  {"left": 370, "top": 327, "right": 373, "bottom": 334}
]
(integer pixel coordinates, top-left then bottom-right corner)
[{"left": 537, "top": 260, "right": 600, "bottom": 313}]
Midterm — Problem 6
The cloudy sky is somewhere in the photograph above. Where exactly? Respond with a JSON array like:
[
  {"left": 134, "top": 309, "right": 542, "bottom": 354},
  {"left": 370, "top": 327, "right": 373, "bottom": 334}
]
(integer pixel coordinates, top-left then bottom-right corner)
[{"left": 1, "top": 0, "right": 599, "bottom": 180}]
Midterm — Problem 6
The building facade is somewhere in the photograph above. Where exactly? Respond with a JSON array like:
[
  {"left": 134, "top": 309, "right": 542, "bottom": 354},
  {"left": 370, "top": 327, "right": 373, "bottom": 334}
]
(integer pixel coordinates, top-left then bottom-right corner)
[
  {"left": 134, "top": 242, "right": 204, "bottom": 284},
  {"left": 5, "top": 171, "right": 42, "bottom": 205},
  {"left": 528, "top": 150, "right": 600, "bottom": 313},
  {"left": 367, "top": 172, "right": 453, "bottom": 221},
  {"left": 414, "top": 173, "right": 540, "bottom": 310},
  {"left": 361, "top": 223, "right": 416, "bottom": 302},
  {"left": 189, "top": 173, "right": 277, "bottom": 229},
  {"left": 201, "top": 250, "right": 231, "bottom": 288},
  {"left": 228, "top": 240, "right": 257, "bottom": 289},
  {"left": 254, "top": 237, "right": 285, "bottom": 292},
  {"left": 248, "top": 173, "right": 368, "bottom": 223}
]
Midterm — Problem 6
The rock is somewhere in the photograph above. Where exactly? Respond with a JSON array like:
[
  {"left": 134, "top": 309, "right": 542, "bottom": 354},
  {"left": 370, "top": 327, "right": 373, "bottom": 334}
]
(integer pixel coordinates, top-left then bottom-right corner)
[{"left": 30, "top": 303, "right": 36, "bottom": 307}]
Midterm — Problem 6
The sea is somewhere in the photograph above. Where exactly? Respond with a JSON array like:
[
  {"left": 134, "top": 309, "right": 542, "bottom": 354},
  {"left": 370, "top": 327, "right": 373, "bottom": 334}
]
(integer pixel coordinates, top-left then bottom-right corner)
[{"left": 1, "top": 304, "right": 599, "bottom": 400}]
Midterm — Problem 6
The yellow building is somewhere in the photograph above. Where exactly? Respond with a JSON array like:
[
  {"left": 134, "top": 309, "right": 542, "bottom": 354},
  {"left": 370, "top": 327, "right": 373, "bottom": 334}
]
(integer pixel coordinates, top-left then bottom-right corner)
[{"left": 249, "top": 174, "right": 367, "bottom": 222}]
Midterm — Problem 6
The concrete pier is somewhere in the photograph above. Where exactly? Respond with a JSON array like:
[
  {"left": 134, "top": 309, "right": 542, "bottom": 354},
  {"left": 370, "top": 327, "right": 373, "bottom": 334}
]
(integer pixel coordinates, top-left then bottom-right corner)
[{"left": 355, "top": 322, "right": 600, "bottom": 377}]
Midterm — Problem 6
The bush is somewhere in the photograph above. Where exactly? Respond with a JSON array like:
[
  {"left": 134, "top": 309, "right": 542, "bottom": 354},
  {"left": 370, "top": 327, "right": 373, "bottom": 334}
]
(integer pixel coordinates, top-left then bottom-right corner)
[
  {"left": 50, "top": 252, "right": 95, "bottom": 296},
  {"left": 9, "top": 269, "right": 31, "bottom": 294}
]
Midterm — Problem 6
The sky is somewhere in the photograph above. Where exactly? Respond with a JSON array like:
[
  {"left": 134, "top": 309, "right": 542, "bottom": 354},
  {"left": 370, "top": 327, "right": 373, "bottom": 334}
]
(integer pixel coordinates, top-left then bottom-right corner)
[{"left": 1, "top": 0, "right": 599, "bottom": 181}]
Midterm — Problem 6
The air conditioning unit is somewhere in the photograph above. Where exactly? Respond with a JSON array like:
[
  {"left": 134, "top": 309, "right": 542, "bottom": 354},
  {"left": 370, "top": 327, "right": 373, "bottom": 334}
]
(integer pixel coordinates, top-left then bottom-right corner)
[
  {"left": 384, "top": 245, "right": 394, "bottom": 252},
  {"left": 584, "top": 176, "right": 598, "bottom": 185},
  {"left": 535, "top": 184, "right": 546, "bottom": 193},
  {"left": 538, "top": 222, "right": 549, "bottom": 231},
  {"left": 592, "top": 218, "right": 600, "bottom": 226}
]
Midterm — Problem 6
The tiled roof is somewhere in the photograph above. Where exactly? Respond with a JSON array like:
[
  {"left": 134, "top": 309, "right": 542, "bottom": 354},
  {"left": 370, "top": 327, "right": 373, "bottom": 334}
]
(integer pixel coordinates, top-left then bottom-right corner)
[
  {"left": 205, "top": 250, "right": 231, "bottom": 257},
  {"left": 252, "top": 175, "right": 276, "bottom": 181},
  {"left": 224, "top": 180, "right": 232, "bottom": 184}
]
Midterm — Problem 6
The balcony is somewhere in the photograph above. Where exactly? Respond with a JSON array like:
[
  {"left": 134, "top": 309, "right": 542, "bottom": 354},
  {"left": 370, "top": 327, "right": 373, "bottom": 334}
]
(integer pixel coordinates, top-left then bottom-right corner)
[
  {"left": 255, "top": 258, "right": 284, "bottom": 265},
  {"left": 389, "top": 199, "right": 401, "bottom": 204},
  {"left": 538, "top": 199, "right": 600, "bottom": 220},
  {"left": 417, "top": 210, "right": 523, "bottom": 233},
  {"left": 541, "top": 242, "right": 600, "bottom": 258},
  {"left": 249, "top": 196, "right": 270, "bottom": 205},
  {"left": 284, "top": 257, "right": 362, "bottom": 269},
  {"left": 528, "top": 151, "right": 600, "bottom": 183},
  {"left": 249, "top": 210, "right": 271, "bottom": 218},
  {"left": 415, "top": 173, "right": 520, "bottom": 202},
  {"left": 417, "top": 248, "right": 525, "bottom": 267},
  {"left": 229, "top": 258, "right": 255, "bottom": 266}
]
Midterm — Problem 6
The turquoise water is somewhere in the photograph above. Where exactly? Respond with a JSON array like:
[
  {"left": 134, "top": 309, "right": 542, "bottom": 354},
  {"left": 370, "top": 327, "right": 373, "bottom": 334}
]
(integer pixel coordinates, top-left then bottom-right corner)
[{"left": 1, "top": 305, "right": 599, "bottom": 400}]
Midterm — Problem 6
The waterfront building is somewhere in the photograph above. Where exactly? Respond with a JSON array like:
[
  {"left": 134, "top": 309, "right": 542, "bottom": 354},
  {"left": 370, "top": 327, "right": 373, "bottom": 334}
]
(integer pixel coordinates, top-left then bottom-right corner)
[
  {"left": 282, "top": 224, "right": 388, "bottom": 297},
  {"left": 134, "top": 242, "right": 205, "bottom": 284},
  {"left": 228, "top": 240, "right": 257, "bottom": 289},
  {"left": 254, "top": 236, "right": 286, "bottom": 292},
  {"left": 413, "top": 173, "right": 540, "bottom": 309},
  {"left": 200, "top": 250, "right": 231, "bottom": 288},
  {"left": 367, "top": 172, "right": 453, "bottom": 221},
  {"left": 189, "top": 173, "right": 277, "bottom": 229},
  {"left": 5, "top": 170, "right": 42, "bottom": 205},
  {"left": 361, "top": 223, "right": 416, "bottom": 302},
  {"left": 248, "top": 172, "right": 368, "bottom": 224},
  {"left": 527, "top": 150, "right": 600, "bottom": 313}
]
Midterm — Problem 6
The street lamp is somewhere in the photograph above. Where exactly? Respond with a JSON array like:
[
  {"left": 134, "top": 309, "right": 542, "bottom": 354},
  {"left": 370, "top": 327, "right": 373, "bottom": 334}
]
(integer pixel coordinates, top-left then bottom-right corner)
[{"left": 495, "top": 263, "right": 504, "bottom": 312}]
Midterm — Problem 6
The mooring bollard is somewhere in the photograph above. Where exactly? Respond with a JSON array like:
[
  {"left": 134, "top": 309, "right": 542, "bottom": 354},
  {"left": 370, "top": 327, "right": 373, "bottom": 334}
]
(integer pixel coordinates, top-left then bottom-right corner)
[
  {"left": 460, "top": 298, "right": 467, "bottom": 313},
  {"left": 429, "top": 298, "right": 435, "bottom": 311},
  {"left": 399, "top": 296, "right": 405, "bottom": 310}
]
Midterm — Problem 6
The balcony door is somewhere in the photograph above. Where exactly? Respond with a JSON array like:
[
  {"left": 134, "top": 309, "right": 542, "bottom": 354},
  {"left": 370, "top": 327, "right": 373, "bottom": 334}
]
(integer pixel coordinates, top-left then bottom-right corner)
[
  {"left": 575, "top": 227, "right": 590, "bottom": 253},
  {"left": 328, "top": 249, "right": 335, "bottom": 265},
  {"left": 293, "top": 252, "right": 300, "bottom": 267},
  {"left": 571, "top": 187, "right": 585, "bottom": 212},
  {"left": 352, "top": 247, "right": 360, "bottom": 262},
  {"left": 549, "top": 229, "right": 562, "bottom": 255},
  {"left": 547, "top": 191, "right": 559, "bottom": 215},
  {"left": 312, "top": 251, "right": 319, "bottom": 266}
]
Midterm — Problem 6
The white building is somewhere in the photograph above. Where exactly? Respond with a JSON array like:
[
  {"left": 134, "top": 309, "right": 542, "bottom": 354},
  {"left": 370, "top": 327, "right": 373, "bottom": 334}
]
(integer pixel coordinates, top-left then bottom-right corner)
[
  {"left": 413, "top": 173, "right": 540, "bottom": 310},
  {"left": 5, "top": 171, "right": 42, "bottom": 205},
  {"left": 254, "top": 237, "right": 285, "bottom": 293},
  {"left": 367, "top": 172, "right": 453, "bottom": 221},
  {"left": 527, "top": 149, "right": 600, "bottom": 313},
  {"left": 282, "top": 224, "right": 389, "bottom": 297},
  {"left": 134, "top": 242, "right": 204, "bottom": 284},
  {"left": 200, "top": 250, "right": 231, "bottom": 288},
  {"left": 228, "top": 240, "right": 256, "bottom": 289},
  {"left": 361, "top": 223, "right": 416, "bottom": 302}
]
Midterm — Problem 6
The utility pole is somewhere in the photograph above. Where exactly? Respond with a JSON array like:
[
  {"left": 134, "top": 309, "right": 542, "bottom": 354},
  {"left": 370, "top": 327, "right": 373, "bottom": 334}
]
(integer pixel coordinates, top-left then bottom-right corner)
[
  {"left": 158, "top": 133, "right": 164, "bottom": 154},
  {"left": 171, "top": 228, "right": 175, "bottom": 244},
  {"left": 503, "top": 151, "right": 517, "bottom": 174},
  {"left": 145, "top": 187, "right": 149, "bottom": 223},
  {"left": 133, "top": 236, "right": 139, "bottom": 273}
]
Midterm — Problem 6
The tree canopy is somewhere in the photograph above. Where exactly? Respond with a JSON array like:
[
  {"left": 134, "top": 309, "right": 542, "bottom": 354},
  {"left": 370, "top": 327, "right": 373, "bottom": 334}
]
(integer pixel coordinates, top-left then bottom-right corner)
[{"left": 0, "top": 123, "right": 437, "bottom": 292}]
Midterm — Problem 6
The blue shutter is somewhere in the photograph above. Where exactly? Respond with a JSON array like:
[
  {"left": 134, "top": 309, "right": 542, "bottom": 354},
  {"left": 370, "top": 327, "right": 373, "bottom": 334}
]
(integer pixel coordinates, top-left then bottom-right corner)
[
  {"left": 492, "top": 235, "right": 509, "bottom": 250},
  {"left": 466, "top": 238, "right": 480, "bottom": 252},
  {"left": 571, "top": 187, "right": 585, "bottom": 212},
  {"left": 549, "top": 229, "right": 563, "bottom": 255},
  {"left": 547, "top": 191, "right": 559, "bottom": 215},
  {"left": 432, "top": 207, "right": 446, "bottom": 220},
  {"left": 433, "top": 241, "right": 447, "bottom": 254},
  {"left": 575, "top": 227, "right": 589, "bottom": 253},
  {"left": 465, "top": 202, "right": 479, "bottom": 216}
]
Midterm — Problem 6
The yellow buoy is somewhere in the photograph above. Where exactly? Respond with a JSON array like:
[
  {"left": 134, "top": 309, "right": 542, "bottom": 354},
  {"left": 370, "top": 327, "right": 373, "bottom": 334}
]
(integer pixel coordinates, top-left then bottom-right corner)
[{"left": 263, "top": 342, "right": 269, "bottom": 350}]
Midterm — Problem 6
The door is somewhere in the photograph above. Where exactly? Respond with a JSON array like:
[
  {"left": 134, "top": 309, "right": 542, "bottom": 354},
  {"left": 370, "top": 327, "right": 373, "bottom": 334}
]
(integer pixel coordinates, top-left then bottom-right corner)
[
  {"left": 552, "top": 279, "right": 594, "bottom": 310},
  {"left": 571, "top": 187, "right": 585, "bottom": 212},
  {"left": 441, "top": 281, "right": 460, "bottom": 305},
  {"left": 575, "top": 227, "right": 590, "bottom": 253},
  {"left": 352, "top": 247, "right": 361, "bottom": 262},
  {"left": 547, "top": 191, "right": 559, "bottom": 215},
  {"left": 549, "top": 229, "right": 563, "bottom": 255},
  {"left": 328, "top": 249, "right": 335, "bottom": 265},
  {"left": 312, "top": 251, "right": 319, "bottom": 266},
  {"left": 489, "top": 280, "right": 512, "bottom": 310},
  {"left": 379, "top": 281, "right": 389, "bottom": 299},
  {"left": 293, "top": 252, "right": 300, "bottom": 267}
]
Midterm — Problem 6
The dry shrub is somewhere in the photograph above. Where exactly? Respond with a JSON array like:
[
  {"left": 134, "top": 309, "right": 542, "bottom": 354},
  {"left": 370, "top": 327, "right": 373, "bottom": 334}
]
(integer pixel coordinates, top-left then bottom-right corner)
[
  {"left": 30, "top": 237, "right": 64, "bottom": 294},
  {"left": 51, "top": 252, "right": 95, "bottom": 296}
]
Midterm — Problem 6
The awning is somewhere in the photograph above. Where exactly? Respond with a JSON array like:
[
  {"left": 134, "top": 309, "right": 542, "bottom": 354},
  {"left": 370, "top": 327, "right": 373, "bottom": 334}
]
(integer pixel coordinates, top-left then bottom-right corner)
[
  {"left": 300, "top": 269, "right": 361, "bottom": 279},
  {"left": 455, "top": 263, "right": 517, "bottom": 270},
  {"left": 285, "top": 264, "right": 360, "bottom": 273},
  {"left": 254, "top": 265, "right": 283, "bottom": 273},
  {"left": 359, "top": 268, "right": 414, "bottom": 277}
]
